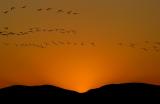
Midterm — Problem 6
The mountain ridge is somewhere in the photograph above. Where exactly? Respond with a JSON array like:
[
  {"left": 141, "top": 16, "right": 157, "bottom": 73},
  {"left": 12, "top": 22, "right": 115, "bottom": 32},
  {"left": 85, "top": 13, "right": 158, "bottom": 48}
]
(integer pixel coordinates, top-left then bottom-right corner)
[{"left": 0, "top": 83, "right": 160, "bottom": 98}]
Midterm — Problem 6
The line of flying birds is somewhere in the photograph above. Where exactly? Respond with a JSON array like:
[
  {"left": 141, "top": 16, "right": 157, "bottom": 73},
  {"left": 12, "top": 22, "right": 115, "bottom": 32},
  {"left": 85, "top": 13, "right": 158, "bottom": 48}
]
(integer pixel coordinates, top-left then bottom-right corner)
[
  {"left": 117, "top": 41, "right": 160, "bottom": 53},
  {"left": 1, "top": 5, "right": 80, "bottom": 15},
  {"left": 1, "top": 41, "right": 96, "bottom": 48},
  {"left": 0, "top": 2, "right": 96, "bottom": 49},
  {"left": 0, "top": 27, "right": 77, "bottom": 36}
]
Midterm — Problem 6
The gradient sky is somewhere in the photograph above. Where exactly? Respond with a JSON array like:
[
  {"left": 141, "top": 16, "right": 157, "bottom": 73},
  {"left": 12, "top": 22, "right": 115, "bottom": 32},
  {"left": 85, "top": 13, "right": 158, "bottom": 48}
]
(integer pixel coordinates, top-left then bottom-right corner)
[{"left": 0, "top": 0, "right": 160, "bottom": 92}]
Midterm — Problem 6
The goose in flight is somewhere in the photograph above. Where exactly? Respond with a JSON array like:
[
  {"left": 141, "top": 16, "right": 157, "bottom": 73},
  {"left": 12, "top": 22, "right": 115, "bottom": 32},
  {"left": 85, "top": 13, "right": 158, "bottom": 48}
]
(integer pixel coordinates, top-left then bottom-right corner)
[
  {"left": 73, "top": 42, "right": 77, "bottom": 45},
  {"left": 22, "top": 6, "right": 27, "bottom": 8},
  {"left": 67, "top": 11, "right": 72, "bottom": 14},
  {"left": 144, "top": 41, "right": 150, "bottom": 44},
  {"left": 57, "top": 9, "right": 64, "bottom": 13},
  {"left": 11, "top": 7, "right": 16, "bottom": 10},
  {"left": 81, "top": 42, "right": 84, "bottom": 46},
  {"left": 58, "top": 41, "right": 65, "bottom": 45},
  {"left": 155, "top": 42, "right": 160, "bottom": 45},
  {"left": 129, "top": 43, "right": 136, "bottom": 48},
  {"left": 37, "top": 9, "right": 42, "bottom": 11},
  {"left": 46, "top": 8, "right": 52, "bottom": 11},
  {"left": 51, "top": 41, "right": 58, "bottom": 45},
  {"left": 48, "top": 29, "right": 54, "bottom": 32},
  {"left": 90, "top": 42, "right": 96, "bottom": 46},
  {"left": 72, "top": 12, "right": 80, "bottom": 15},
  {"left": 141, "top": 48, "right": 149, "bottom": 52},
  {"left": 3, "top": 11, "right": 8, "bottom": 14},
  {"left": 4, "top": 27, "right": 9, "bottom": 30},
  {"left": 117, "top": 42, "right": 123, "bottom": 46}
]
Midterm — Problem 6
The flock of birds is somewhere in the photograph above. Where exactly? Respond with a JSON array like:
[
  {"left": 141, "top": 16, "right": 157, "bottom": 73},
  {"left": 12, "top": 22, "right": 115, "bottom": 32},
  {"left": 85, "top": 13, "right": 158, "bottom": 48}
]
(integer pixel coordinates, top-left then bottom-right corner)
[
  {"left": 0, "top": 27, "right": 77, "bottom": 37},
  {"left": 1, "top": 5, "right": 80, "bottom": 15},
  {"left": 0, "top": 2, "right": 96, "bottom": 49},
  {"left": 117, "top": 41, "right": 160, "bottom": 53},
  {"left": 1, "top": 41, "right": 96, "bottom": 48}
]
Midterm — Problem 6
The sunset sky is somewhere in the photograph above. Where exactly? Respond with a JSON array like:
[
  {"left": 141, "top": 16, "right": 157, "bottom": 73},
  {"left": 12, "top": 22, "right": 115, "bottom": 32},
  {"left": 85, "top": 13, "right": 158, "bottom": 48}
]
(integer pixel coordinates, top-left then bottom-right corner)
[{"left": 0, "top": 0, "right": 160, "bottom": 93}]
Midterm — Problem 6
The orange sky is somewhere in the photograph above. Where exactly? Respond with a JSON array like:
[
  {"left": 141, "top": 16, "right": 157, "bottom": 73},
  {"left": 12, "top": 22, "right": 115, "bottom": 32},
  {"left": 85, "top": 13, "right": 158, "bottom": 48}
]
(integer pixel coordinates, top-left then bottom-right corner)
[{"left": 0, "top": 0, "right": 160, "bottom": 93}]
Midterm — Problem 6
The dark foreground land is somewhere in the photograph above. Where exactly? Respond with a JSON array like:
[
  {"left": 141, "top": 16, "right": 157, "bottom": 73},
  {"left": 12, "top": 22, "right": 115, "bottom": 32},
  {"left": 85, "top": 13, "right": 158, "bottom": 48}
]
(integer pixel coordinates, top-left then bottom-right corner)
[{"left": 0, "top": 83, "right": 160, "bottom": 101}]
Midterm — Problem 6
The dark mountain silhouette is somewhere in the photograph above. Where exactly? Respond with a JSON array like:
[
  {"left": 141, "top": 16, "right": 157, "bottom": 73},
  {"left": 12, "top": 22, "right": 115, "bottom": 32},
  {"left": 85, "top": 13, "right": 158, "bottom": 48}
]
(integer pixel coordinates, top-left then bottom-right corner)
[
  {"left": 0, "top": 85, "right": 79, "bottom": 97},
  {"left": 0, "top": 83, "right": 160, "bottom": 101},
  {"left": 84, "top": 83, "right": 160, "bottom": 97}
]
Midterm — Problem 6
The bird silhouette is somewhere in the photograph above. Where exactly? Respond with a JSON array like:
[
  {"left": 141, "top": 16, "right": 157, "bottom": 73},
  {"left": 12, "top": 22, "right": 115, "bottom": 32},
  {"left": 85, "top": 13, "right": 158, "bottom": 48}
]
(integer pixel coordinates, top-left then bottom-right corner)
[
  {"left": 48, "top": 29, "right": 54, "bottom": 32},
  {"left": 141, "top": 48, "right": 149, "bottom": 52},
  {"left": 73, "top": 42, "right": 77, "bottom": 45},
  {"left": 1, "top": 34, "right": 7, "bottom": 36},
  {"left": 8, "top": 32, "right": 15, "bottom": 35},
  {"left": 155, "top": 42, "right": 160, "bottom": 45},
  {"left": 3, "top": 11, "right": 8, "bottom": 14},
  {"left": 90, "top": 42, "right": 96, "bottom": 46},
  {"left": 67, "top": 11, "right": 72, "bottom": 14},
  {"left": 72, "top": 12, "right": 80, "bottom": 15},
  {"left": 71, "top": 30, "right": 77, "bottom": 34},
  {"left": 43, "top": 29, "right": 46, "bottom": 32},
  {"left": 81, "top": 42, "right": 84, "bottom": 46},
  {"left": 153, "top": 46, "right": 158, "bottom": 49},
  {"left": 58, "top": 41, "right": 65, "bottom": 45},
  {"left": 155, "top": 49, "right": 159, "bottom": 52},
  {"left": 11, "top": 7, "right": 16, "bottom": 10},
  {"left": 51, "top": 41, "right": 58, "bottom": 45},
  {"left": 129, "top": 43, "right": 136, "bottom": 48},
  {"left": 22, "top": 6, "right": 27, "bottom": 8},
  {"left": 144, "top": 41, "right": 150, "bottom": 44},
  {"left": 117, "top": 42, "right": 123, "bottom": 46},
  {"left": 66, "top": 30, "right": 71, "bottom": 34},
  {"left": 57, "top": 9, "right": 64, "bottom": 13},
  {"left": 4, "top": 27, "right": 8, "bottom": 30},
  {"left": 2, "top": 42, "right": 9, "bottom": 46},
  {"left": 43, "top": 42, "right": 50, "bottom": 46},
  {"left": 67, "top": 41, "right": 71, "bottom": 45},
  {"left": 37, "top": 9, "right": 42, "bottom": 11},
  {"left": 46, "top": 8, "right": 52, "bottom": 11}
]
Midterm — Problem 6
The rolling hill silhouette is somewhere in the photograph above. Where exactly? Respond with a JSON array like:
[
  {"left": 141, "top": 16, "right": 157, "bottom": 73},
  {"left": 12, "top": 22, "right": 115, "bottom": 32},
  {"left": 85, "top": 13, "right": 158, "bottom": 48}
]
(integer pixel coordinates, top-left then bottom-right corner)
[{"left": 0, "top": 83, "right": 160, "bottom": 99}]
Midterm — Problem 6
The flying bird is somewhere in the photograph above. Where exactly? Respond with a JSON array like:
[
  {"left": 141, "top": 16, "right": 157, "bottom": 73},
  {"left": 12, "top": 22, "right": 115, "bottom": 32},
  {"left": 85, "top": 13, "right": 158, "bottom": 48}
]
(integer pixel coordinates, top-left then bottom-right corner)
[
  {"left": 155, "top": 49, "right": 159, "bottom": 52},
  {"left": 141, "top": 48, "right": 149, "bottom": 52},
  {"left": 43, "top": 42, "right": 50, "bottom": 46},
  {"left": 11, "top": 7, "right": 16, "bottom": 10},
  {"left": 58, "top": 41, "right": 65, "bottom": 45},
  {"left": 43, "top": 29, "right": 46, "bottom": 32},
  {"left": 22, "top": 6, "right": 27, "bottom": 8},
  {"left": 81, "top": 42, "right": 85, "bottom": 46},
  {"left": 73, "top": 42, "right": 77, "bottom": 45},
  {"left": 46, "top": 8, "right": 52, "bottom": 11},
  {"left": 72, "top": 12, "right": 80, "bottom": 15},
  {"left": 51, "top": 41, "right": 58, "bottom": 45},
  {"left": 3, "top": 11, "right": 8, "bottom": 14},
  {"left": 153, "top": 45, "right": 158, "bottom": 49},
  {"left": 4, "top": 27, "right": 9, "bottom": 30},
  {"left": 66, "top": 30, "right": 71, "bottom": 34},
  {"left": 67, "top": 41, "right": 71, "bottom": 45},
  {"left": 1, "top": 34, "right": 7, "bottom": 36},
  {"left": 48, "top": 29, "right": 54, "bottom": 32},
  {"left": 128, "top": 43, "right": 136, "bottom": 48},
  {"left": 37, "top": 9, "right": 42, "bottom": 11},
  {"left": 67, "top": 11, "right": 72, "bottom": 14},
  {"left": 57, "top": 9, "right": 64, "bottom": 13},
  {"left": 155, "top": 42, "right": 160, "bottom": 45},
  {"left": 71, "top": 30, "right": 77, "bottom": 34},
  {"left": 8, "top": 32, "right": 15, "bottom": 35},
  {"left": 90, "top": 42, "right": 96, "bottom": 46},
  {"left": 117, "top": 42, "right": 123, "bottom": 46}
]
